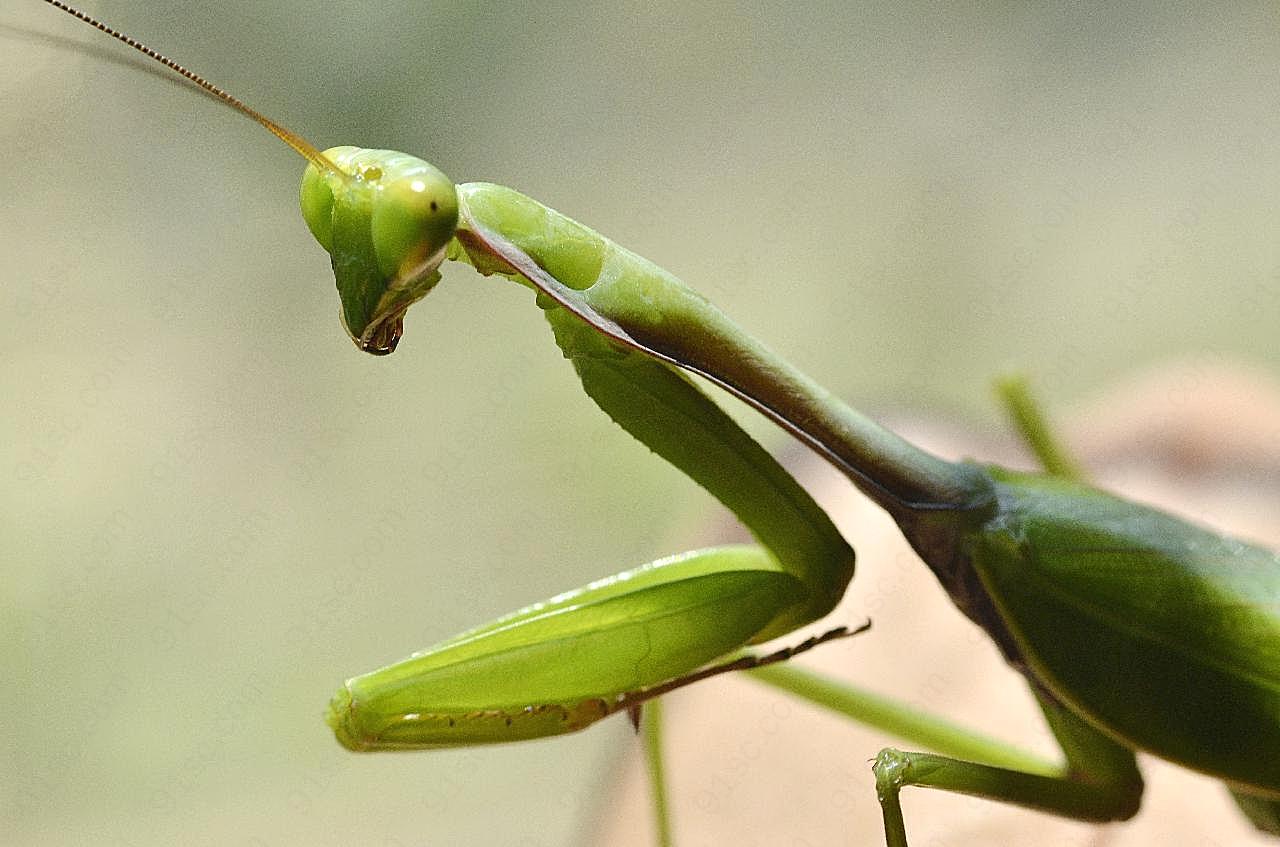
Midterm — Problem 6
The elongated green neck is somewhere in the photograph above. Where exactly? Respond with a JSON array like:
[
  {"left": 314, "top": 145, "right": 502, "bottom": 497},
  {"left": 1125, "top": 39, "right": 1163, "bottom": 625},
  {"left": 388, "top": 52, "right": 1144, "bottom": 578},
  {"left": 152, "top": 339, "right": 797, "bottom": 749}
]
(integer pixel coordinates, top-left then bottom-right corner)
[
  {"left": 630, "top": 310, "right": 991, "bottom": 516},
  {"left": 451, "top": 183, "right": 992, "bottom": 519}
]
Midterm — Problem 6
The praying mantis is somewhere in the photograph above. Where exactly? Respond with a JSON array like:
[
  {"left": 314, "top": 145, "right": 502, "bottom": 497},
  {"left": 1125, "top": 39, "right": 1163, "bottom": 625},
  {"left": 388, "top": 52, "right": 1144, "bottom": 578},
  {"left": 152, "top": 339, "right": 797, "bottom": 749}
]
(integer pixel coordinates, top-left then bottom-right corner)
[{"left": 15, "top": 3, "right": 1280, "bottom": 845}]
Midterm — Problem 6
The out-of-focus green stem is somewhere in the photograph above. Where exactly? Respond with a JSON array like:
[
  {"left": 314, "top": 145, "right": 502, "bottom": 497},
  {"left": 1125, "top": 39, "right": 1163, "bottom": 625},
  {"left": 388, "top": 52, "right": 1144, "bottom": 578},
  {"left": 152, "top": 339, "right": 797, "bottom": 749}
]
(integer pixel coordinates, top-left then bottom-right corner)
[
  {"left": 995, "top": 375, "right": 1086, "bottom": 482},
  {"left": 643, "top": 699, "right": 674, "bottom": 847}
]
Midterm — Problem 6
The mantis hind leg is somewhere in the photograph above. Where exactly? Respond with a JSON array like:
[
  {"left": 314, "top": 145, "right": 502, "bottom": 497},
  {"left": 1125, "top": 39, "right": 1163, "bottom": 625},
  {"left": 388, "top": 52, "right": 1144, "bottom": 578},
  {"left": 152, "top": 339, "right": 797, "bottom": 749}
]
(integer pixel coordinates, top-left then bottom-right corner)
[
  {"left": 873, "top": 695, "right": 1141, "bottom": 847},
  {"left": 751, "top": 665, "right": 1142, "bottom": 847}
]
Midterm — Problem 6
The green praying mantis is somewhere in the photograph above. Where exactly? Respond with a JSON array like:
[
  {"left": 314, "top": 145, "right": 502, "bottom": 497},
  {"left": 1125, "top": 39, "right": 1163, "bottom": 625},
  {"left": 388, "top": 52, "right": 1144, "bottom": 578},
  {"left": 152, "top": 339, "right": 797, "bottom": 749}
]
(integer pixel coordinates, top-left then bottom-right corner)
[{"left": 32, "top": 2, "right": 1280, "bottom": 844}]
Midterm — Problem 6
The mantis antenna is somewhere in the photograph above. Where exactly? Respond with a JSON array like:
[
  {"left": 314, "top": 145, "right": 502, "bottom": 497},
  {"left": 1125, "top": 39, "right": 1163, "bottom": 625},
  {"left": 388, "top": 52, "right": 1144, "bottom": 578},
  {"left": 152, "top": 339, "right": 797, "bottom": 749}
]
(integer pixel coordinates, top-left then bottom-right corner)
[{"left": 41, "top": 0, "right": 344, "bottom": 179}]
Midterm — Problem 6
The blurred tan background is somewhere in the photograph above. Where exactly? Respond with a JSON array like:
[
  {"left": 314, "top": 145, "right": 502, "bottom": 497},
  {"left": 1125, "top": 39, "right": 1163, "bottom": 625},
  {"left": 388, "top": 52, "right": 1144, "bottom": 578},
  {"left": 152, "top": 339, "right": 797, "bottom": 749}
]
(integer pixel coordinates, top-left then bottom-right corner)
[{"left": 2, "top": 2, "right": 1279, "bottom": 845}]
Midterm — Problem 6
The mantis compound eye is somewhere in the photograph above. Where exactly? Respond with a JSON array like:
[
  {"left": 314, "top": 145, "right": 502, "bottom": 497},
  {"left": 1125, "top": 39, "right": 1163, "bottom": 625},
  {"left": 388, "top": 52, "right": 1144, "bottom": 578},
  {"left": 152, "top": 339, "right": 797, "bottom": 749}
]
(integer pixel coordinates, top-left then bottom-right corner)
[{"left": 299, "top": 146, "right": 460, "bottom": 354}]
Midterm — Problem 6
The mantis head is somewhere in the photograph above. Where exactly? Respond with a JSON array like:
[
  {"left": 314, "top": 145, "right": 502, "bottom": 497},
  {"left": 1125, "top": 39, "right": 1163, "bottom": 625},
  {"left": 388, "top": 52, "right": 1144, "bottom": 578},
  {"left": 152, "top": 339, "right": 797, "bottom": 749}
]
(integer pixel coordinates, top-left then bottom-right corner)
[
  {"left": 300, "top": 148, "right": 460, "bottom": 354},
  {"left": 41, "top": 3, "right": 464, "bottom": 354}
]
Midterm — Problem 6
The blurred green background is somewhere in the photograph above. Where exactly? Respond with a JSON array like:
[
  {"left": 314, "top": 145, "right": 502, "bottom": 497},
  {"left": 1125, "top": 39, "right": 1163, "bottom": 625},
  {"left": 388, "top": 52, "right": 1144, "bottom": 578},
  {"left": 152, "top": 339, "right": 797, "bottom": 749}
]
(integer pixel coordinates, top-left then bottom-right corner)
[{"left": 2, "top": 2, "right": 1279, "bottom": 845}]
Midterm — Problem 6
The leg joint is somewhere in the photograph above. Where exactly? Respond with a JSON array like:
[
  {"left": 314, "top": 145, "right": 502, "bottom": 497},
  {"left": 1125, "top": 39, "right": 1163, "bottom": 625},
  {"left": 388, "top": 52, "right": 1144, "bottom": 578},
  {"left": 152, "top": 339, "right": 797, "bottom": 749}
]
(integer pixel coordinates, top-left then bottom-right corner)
[{"left": 872, "top": 747, "right": 911, "bottom": 799}]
